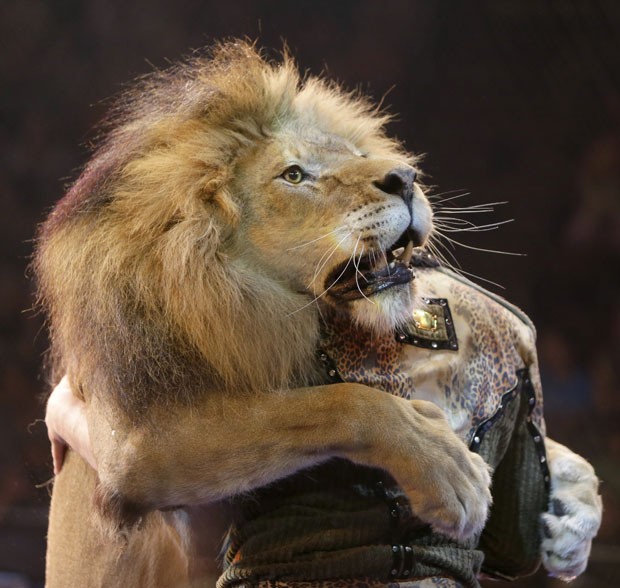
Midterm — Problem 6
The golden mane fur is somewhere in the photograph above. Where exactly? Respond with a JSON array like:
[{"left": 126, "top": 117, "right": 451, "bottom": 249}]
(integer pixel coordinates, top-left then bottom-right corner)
[{"left": 35, "top": 41, "right": 410, "bottom": 418}]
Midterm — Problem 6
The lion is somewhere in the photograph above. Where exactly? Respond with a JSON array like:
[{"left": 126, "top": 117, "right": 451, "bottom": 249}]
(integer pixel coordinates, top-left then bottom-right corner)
[{"left": 36, "top": 42, "right": 600, "bottom": 588}]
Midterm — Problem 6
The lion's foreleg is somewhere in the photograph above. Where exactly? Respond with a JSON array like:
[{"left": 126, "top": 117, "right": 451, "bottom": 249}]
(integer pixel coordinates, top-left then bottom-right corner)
[
  {"left": 541, "top": 437, "right": 602, "bottom": 580},
  {"left": 86, "top": 383, "right": 491, "bottom": 541}
]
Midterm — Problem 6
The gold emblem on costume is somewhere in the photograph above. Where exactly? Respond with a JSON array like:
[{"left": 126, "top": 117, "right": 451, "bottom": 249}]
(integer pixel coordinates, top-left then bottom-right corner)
[
  {"left": 397, "top": 298, "right": 459, "bottom": 351},
  {"left": 412, "top": 309, "right": 438, "bottom": 332}
]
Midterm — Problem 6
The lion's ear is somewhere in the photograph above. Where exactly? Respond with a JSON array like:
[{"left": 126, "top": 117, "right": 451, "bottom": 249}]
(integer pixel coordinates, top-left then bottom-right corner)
[
  {"left": 193, "top": 165, "right": 240, "bottom": 226},
  {"left": 211, "top": 188, "right": 240, "bottom": 226}
]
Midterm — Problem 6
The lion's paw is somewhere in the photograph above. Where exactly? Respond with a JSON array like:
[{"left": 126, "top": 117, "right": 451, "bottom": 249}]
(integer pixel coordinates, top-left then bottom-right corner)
[
  {"left": 375, "top": 399, "right": 492, "bottom": 542},
  {"left": 418, "top": 449, "right": 492, "bottom": 542},
  {"left": 541, "top": 444, "right": 602, "bottom": 581},
  {"left": 398, "top": 413, "right": 492, "bottom": 541}
]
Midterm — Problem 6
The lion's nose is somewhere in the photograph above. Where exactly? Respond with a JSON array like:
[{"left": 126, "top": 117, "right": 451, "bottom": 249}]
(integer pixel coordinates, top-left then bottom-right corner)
[{"left": 373, "top": 167, "right": 417, "bottom": 206}]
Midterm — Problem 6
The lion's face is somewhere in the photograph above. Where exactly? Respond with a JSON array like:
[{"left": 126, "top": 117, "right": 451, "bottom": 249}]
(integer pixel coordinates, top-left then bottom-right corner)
[
  {"left": 230, "top": 126, "right": 433, "bottom": 333},
  {"left": 37, "top": 43, "right": 435, "bottom": 399}
]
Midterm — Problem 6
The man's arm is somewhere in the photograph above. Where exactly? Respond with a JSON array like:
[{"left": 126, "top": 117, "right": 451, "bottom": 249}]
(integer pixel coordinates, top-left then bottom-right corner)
[{"left": 45, "top": 376, "right": 96, "bottom": 474}]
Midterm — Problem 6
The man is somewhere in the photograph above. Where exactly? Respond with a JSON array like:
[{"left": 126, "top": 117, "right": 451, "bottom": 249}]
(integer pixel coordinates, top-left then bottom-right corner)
[{"left": 45, "top": 256, "right": 602, "bottom": 586}]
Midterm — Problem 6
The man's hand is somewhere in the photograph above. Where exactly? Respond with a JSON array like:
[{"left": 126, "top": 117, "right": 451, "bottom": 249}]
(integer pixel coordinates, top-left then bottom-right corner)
[{"left": 45, "top": 376, "right": 96, "bottom": 474}]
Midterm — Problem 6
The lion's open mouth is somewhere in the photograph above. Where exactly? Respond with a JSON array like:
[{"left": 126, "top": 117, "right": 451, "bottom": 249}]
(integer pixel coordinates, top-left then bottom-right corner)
[{"left": 326, "top": 229, "right": 417, "bottom": 302}]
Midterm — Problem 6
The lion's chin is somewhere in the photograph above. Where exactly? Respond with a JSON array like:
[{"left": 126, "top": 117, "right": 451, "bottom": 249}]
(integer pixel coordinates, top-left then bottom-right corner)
[{"left": 348, "top": 282, "right": 416, "bottom": 336}]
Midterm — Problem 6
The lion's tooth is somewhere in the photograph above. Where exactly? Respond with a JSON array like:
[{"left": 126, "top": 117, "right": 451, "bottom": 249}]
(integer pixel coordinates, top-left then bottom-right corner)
[
  {"left": 391, "top": 246, "right": 405, "bottom": 258},
  {"left": 401, "top": 240, "right": 414, "bottom": 265}
]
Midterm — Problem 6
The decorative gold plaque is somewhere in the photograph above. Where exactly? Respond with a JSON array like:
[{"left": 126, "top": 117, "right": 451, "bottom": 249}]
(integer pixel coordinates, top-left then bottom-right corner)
[
  {"left": 412, "top": 309, "right": 438, "bottom": 332},
  {"left": 397, "top": 298, "right": 459, "bottom": 351}
]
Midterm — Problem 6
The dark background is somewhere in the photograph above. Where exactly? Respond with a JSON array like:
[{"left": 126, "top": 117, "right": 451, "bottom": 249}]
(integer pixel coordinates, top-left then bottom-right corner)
[{"left": 1, "top": 1, "right": 619, "bottom": 586}]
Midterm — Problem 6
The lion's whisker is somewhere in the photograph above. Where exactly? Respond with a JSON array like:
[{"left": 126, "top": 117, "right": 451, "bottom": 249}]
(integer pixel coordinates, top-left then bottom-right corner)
[
  {"left": 309, "top": 233, "right": 351, "bottom": 288},
  {"left": 288, "top": 256, "right": 355, "bottom": 317},
  {"left": 380, "top": 247, "right": 391, "bottom": 278},
  {"left": 456, "top": 268, "right": 506, "bottom": 290},
  {"left": 437, "top": 233, "right": 524, "bottom": 257},
  {"left": 286, "top": 227, "right": 346, "bottom": 251},
  {"left": 352, "top": 235, "right": 367, "bottom": 282},
  {"left": 426, "top": 239, "right": 507, "bottom": 289},
  {"left": 429, "top": 193, "right": 521, "bottom": 286},
  {"left": 369, "top": 248, "right": 376, "bottom": 269},
  {"left": 434, "top": 201, "right": 508, "bottom": 214},
  {"left": 433, "top": 220, "right": 477, "bottom": 231},
  {"left": 436, "top": 208, "right": 496, "bottom": 215},
  {"left": 429, "top": 220, "right": 519, "bottom": 290},
  {"left": 433, "top": 218, "right": 514, "bottom": 233},
  {"left": 426, "top": 239, "right": 461, "bottom": 270},
  {"left": 431, "top": 240, "right": 508, "bottom": 290},
  {"left": 353, "top": 238, "right": 376, "bottom": 306},
  {"left": 308, "top": 231, "right": 352, "bottom": 288},
  {"left": 311, "top": 241, "right": 341, "bottom": 286},
  {"left": 433, "top": 216, "right": 480, "bottom": 228},
  {"left": 427, "top": 190, "right": 471, "bottom": 203}
]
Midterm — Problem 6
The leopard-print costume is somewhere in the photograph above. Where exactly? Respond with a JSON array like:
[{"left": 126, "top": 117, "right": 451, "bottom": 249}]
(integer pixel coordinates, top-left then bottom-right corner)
[
  {"left": 319, "top": 264, "right": 545, "bottom": 442},
  {"left": 220, "top": 261, "right": 548, "bottom": 588}
]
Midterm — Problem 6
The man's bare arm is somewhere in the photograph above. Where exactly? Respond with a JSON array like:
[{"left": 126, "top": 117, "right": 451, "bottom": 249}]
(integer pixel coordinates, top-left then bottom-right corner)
[{"left": 45, "top": 376, "right": 96, "bottom": 474}]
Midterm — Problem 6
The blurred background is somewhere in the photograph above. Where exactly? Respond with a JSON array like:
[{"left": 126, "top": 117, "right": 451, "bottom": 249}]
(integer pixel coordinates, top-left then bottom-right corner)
[{"left": 1, "top": 1, "right": 619, "bottom": 586}]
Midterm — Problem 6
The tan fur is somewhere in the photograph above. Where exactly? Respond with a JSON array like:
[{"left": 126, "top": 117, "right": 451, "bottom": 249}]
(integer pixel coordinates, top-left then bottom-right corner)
[{"left": 36, "top": 42, "right": 492, "bottom": 587}]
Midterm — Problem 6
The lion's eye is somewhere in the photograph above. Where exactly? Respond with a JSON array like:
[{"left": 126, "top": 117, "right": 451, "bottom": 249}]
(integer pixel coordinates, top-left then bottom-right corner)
[{"left": 282, "top": 165, "right": 305, "bottom": 184}]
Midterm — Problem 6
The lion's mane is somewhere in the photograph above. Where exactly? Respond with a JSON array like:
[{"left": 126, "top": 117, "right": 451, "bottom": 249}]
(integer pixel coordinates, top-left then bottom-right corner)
[{"left": 35, "top": 41, "right": 403, "bottom": 418}]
